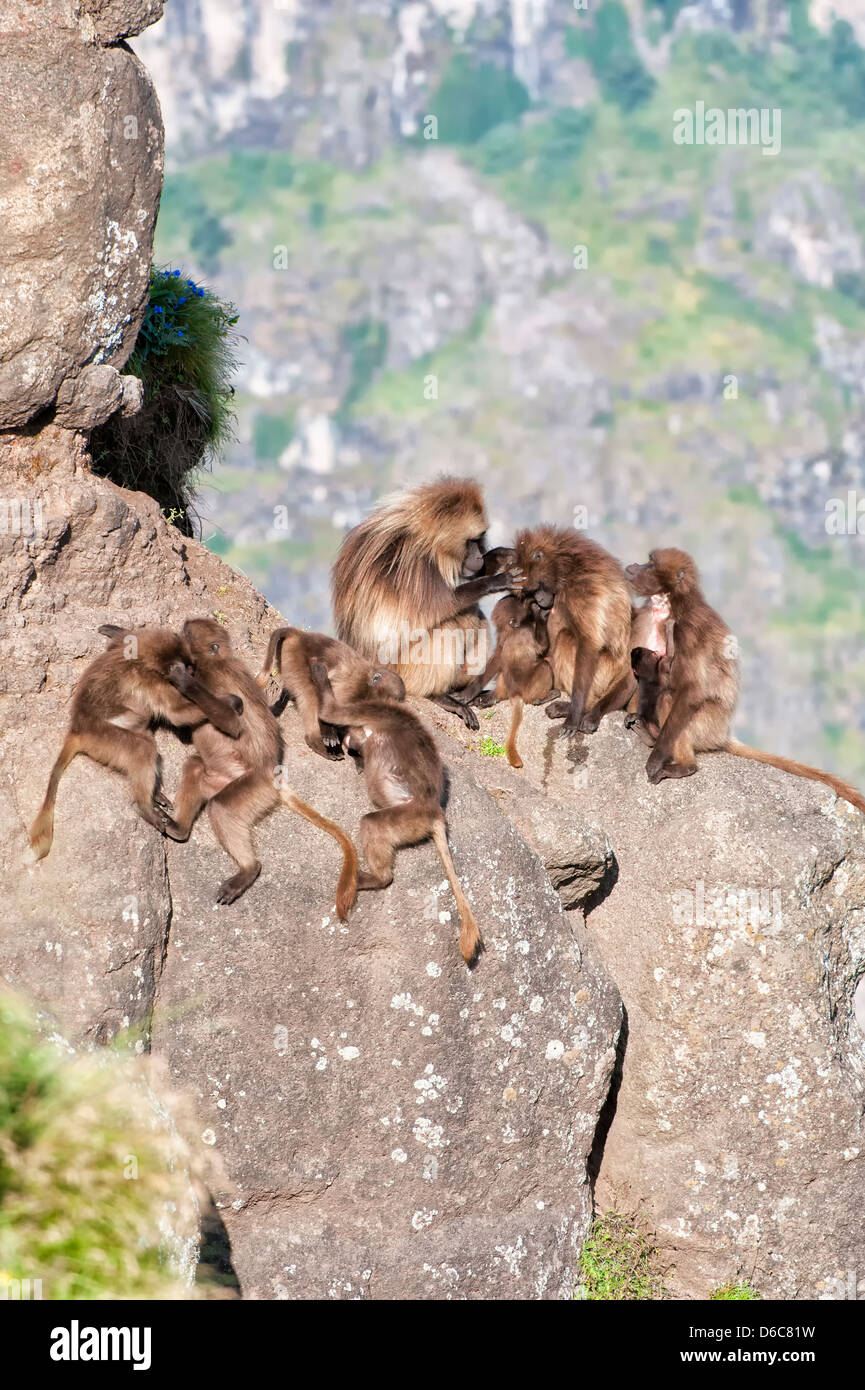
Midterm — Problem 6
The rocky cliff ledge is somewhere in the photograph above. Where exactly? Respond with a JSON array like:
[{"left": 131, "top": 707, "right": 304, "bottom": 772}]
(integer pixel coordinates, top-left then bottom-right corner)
[{"left": 1, "top": 454, "right": 863, "bottom": 1299}]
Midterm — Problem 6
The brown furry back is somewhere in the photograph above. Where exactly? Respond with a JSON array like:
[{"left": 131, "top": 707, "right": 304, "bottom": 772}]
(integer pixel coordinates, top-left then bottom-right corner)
[
  {"left": 514, "top": 525, "right": 631, "bottom": 672},
  {"left": 651, "top": 551, "right": 739, "bottom": 746},
  {"left": 182, "top": 619, "right": 282, "bottom": 770}
]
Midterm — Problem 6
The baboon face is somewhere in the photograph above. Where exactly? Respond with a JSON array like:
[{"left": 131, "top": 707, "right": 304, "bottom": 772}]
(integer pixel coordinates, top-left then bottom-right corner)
[
  {"left": 625, "top": 557, "right": 663, "bottom": 597},
  {"left": 626, "top": 549, "right": 691, "bottom": 597},
  {"left": 183, "top": 618, "right": 232, "bottom": 660},
  {"left": 631, "top": 646, "right": 662, "bottom": 681},
  {"left": 460, "top": 535, "right": 487, "bottom": 577},
  {"left": 511, "top": 534, "right": 558, "bottom": 597}
]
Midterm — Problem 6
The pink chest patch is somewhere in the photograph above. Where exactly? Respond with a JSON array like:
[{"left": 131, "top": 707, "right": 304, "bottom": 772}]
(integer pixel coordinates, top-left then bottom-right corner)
[{"left": 646, "top": 593, "right": 671, "bottom": 655}]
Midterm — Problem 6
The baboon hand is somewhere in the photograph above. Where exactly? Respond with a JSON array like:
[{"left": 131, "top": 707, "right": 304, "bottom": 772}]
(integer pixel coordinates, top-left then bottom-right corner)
[
  {"left": 480, "top": 546, "right": 516, "bottom": 576},
  {"left": 455, "top": 701, "right": 480, "bottom": 732},
  {"left": 167, "top": 660, "right": 193, "bottom": 691}
]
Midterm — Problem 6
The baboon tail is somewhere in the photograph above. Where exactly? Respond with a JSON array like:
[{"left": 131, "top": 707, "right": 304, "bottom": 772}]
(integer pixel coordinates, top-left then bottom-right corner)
[
  {"left": 29, "top": 735, "right": 81, "bottom": 860},
  {"left": 255, "top": 627, "right": 292, "bottom": 689},
  {"left": 279, "top": 789, "right": 359, "bottom": 919},
  {"left": 506, "top": 696, "right": 524, "bottom": 769},
  {"left": 724, "top": 740, "right": 865, "bottom": 816},
  {"left": 431, "top": 817, "right": 482, "bottom": 965}
]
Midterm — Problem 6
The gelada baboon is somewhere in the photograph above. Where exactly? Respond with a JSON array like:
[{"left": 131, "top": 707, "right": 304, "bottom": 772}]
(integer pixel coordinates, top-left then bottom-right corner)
[
  {"left": 162, "top": 619, "right": 358, "bottom": 913},
  {"left": 256, "top": 626, "right": 405, "bottom": 760},
  {"left": 626, "top": 548, "right": 865, "bottom": 812},
  {"left": 331, "top": 477, "right": 512, "bottom": 731},
  {"left": 29, "top": 625, "right": 243, "bottom": 860},
  {"left": 457, "top": 593, "right": 558, "bottom": 768},
  {"left": 510, "top": 525, "right": 633, "bottom": 736},
  {"left": 309, "top": 660, "right": 482, "bottom": 964}
]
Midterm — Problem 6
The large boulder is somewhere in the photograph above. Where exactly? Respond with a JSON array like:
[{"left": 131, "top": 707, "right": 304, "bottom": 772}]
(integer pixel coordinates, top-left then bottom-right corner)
[
  {"left": 0, "top": 0, "right": 163, "bottom": 428},
  {"left": 0, "top": 454, "right": 622, "bottom": 1299},
  {"left": 429, "top": 698, "right": 865, "bottom": 1299}
]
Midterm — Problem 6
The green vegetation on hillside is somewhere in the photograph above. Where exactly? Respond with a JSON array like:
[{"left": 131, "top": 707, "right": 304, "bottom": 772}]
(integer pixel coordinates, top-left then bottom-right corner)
[
  {"left": 0, "top": 996, "right": 193, "bottom": 1299},
  {"left": 90, "top": 266, "right": 240, "bottom": 531}
]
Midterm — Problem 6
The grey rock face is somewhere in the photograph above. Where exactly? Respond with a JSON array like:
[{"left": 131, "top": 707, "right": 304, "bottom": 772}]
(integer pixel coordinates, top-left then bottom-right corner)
[
  {"left": 429, "top": 699, "right": 865, "bottom": 1299},
  {"left": 81, "top": 0, "right": 165, "bottom": 45},
  {"left": 0, "top": 454, "right": 621, "bottom": 1299},
  {"left": 0, "top": 0, "right": 163, "bottom": 428}
]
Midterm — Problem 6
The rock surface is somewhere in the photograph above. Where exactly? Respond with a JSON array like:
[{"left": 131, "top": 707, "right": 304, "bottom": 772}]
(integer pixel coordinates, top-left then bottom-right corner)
[
  {"left": 0, "top": 455, "right": 621, "bottom": 1299},
  {"left": 0, "top": 0, "right": 163, "bottom": 428},
  {"left": 428, "top": 698, "right": 865, "bottom": 1299}
]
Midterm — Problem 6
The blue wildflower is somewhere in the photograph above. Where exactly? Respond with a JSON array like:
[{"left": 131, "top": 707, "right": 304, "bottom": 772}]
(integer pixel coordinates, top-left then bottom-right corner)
[
  {"left": 154, "top": 306, "right": 163, "bottom": 314},
  {"left": 173, "top": 269, "right": 181, "bottom": 277},
  {"left": 178, "top": 297, "right": 186, "bottom": 304}
]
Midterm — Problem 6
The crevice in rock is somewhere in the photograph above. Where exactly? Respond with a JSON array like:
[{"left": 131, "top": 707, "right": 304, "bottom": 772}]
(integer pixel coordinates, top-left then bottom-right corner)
[
  {"left": 198, "top": 1192, "right": 241, "bottom": 1297},
  {"left": 579, "top": 852, "right": 620, "bottom": 917},
  {"left": 586, "top": 1003, "right": 628, "bottom": 1194},
  {"left": 147, "top": 842, "right": 175, "bottom": 1050}
]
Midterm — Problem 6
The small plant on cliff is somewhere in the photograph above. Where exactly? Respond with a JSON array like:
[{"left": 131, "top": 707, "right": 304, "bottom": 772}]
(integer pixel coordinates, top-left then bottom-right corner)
[
  {"left": 88, "top": 266, "right": 241, "bottom": 535},
  {"left": 711, "top": 1280, "right": 760, "bottom": 1301},
  {"left": 0, "top": 994, "right": 194, "bottom": 1299},
  {"left": 577, "top": 1210, "right": 668, "bottom": 1300},
  {"left": 478, "top": 735, "right": 507, "bottom": 758}
]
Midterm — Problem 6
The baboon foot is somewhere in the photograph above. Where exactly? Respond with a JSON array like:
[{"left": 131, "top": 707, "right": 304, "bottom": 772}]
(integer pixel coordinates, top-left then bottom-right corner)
[
  {"left": 216, "top": 865, "right": 261, "bottom": 905},
  {"left": 545, "top": 699, "right": 572, "bottom": 721}
]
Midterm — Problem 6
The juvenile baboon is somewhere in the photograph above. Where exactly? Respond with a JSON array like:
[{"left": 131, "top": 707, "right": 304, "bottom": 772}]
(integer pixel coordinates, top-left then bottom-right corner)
[
  {"left": 309, "top": 660, "right": 482, "bottom": 964},
  {"left": 162, "top": 619, "right": 358, "bottom": 912},
  {"left": 255, "top": 626, "right": 405, "bottom": 760},
  {"left": 29, "top": 625, "right": 243, "bottom": 860},
  {"left": 626, "top": 548, "right": 865, "bottom": 813},
  {"left": 331, "top": 477, "right": 512, "bottom": 731},
  {"left": 509, "top": 525, "right": 633, "bottom": 735},
  {"left": 457, "top": 593, "right": 558, "bottom": 768},
  {"left": 627, "top": 647, "right": 675, "bottom": 747}
]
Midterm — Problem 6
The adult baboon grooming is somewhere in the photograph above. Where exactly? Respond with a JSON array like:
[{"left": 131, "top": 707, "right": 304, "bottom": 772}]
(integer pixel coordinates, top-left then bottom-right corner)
[
  {"left": 309, "top": 661, "right": 482, "bottom": 965},
  {"left": 626, "top": 548, "right": 865, "bottom": 813},
  {"left": 255, "top": 626, "right": 405, "bottom": 760},
  {"left": 456, "top": 593, "right": 558, "bottom": 768},
  {"left": 510, "top": 526, "right": 633, "bottom": 735},
  {"left": 162, "top": 619, "right": 358, "bottom": 912},
  {"left": 331, "top": 477, "right": 512, "bottom": 731},
  {"left": 29, "top": 625, "right": 244, "bottom": 860}
]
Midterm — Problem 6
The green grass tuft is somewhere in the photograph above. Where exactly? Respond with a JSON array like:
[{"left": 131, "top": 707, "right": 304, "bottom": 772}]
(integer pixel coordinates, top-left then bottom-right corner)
[
  {"left": 577, "top": 1211, "right": 668, "bottom": 1300},
  {"left": 478, "top": 735, "right": 507, "bottom": 758},
  {"left": 711, "top": 1281, "right": 761, "bottom": 1301}
]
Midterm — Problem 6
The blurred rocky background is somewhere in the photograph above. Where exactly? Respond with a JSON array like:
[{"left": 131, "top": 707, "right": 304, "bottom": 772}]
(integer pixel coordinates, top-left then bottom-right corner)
[{"left": 133, "top": 0, "right": 865, "bottom": 778}]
